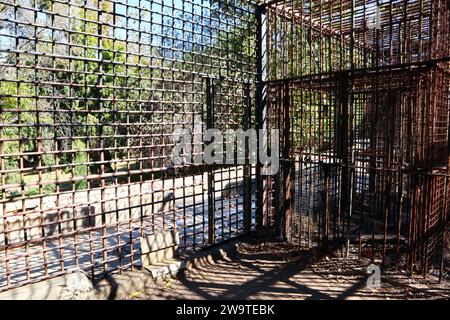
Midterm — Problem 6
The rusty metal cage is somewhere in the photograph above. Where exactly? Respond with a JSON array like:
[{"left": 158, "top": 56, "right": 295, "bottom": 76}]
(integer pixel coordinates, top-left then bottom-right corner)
[
  {"left": 0, "top": 0, "right": 449, "bottom": 293},
  {"left": 262, "top": 0, "right": 450, "bottom": 280}
]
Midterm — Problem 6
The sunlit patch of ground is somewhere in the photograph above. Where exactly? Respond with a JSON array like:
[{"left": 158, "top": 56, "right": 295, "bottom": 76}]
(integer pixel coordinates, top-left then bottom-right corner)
[{"left": 138, "top": 239, "right": 450, "bottom": 300}]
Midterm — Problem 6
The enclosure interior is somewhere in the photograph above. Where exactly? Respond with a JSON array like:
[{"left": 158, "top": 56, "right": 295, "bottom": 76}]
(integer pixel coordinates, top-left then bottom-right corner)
[{"left": 263, "top": 0, "right": 450, "bottom": 276}]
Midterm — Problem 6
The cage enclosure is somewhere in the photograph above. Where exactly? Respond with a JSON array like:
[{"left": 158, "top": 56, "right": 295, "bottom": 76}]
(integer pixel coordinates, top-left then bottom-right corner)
[{"left": 0, "top": 0, "right": 449, "bottom": 293}]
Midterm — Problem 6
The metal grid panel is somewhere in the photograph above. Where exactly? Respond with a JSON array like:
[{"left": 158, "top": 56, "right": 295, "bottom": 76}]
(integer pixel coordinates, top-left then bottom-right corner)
[
  {"left": 0, "top": 0, "right": 449, "bottom": 294},
  {"left": 264, "top": 0, "right": 450, "bottom": 81},
  {"left": 0, "top": 0, "right": 256, "bottom": 291},
  {"left": 260, "top": 0, "right": 450, "bottom": 280}
]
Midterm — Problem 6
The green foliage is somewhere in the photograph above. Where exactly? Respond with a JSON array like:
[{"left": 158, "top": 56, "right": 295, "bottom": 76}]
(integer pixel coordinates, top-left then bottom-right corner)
[
  {"left": 5, "top": 171, "right": 20, "bottom": 185},
  {"left": 73, "top": 140, "right": 88, "bottom": 190},
  {"left": 0, "top": 0, "right": 258, "bottom": 199}
]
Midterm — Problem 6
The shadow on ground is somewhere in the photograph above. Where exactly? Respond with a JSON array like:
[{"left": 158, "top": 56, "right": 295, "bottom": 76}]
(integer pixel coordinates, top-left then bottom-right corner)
[{"left": 138, "top": 238, "right": 450, "bottom": 300}]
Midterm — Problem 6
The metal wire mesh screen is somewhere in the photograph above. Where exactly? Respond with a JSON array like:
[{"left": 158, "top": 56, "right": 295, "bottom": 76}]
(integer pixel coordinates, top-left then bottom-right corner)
[
  {"left": 261, "top": 0, "right": 450, "bottom": 277},
  {"left": 0, "top": 0, "right": 256, "bottom": 291}
]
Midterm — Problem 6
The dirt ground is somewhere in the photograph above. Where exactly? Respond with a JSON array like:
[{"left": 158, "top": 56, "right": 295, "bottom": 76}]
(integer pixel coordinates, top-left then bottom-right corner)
[{"left": 135, "top": 237, "right": 450, "bottom": 300}]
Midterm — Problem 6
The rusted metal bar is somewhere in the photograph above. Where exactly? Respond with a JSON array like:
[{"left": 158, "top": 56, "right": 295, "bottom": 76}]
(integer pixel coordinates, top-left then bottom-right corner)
[
  {"left": 255, "top": 4, "right": 268, "bottom": 233},
  {"left": 206, "top": 77, "right": 215, "bottom": 245},
  {"left": 264, "top": 0, "right": 449, "bottom": 280},
  {"left": 282, "top": 82, "right": 292, "bottom": 241},
  {"left": 243, "top": 83, "right": 252, "bottom": 233}
]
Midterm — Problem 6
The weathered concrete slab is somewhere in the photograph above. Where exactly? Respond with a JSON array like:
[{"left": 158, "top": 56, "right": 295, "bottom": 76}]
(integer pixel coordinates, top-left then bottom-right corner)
[
  {"left": 141, "top": 229, "right": 180, "bottom": 253},
  {"left": 141, "top": 229, "right": 183, "bottom": 274},
  {"left": 142, "top": 247, "right": 178, "bottom": 266},
  {"left": 145, "top": 258, "right": 185, "bottom": 278}
]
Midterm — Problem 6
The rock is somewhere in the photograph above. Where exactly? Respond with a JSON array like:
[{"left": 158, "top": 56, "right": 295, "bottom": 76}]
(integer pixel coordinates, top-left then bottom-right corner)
[
  {"left": 65, "top": 271, "right": 93, "bottom": 292},
  {"left": 60, "top": 271, "right": 94, "bottom": 300},
  {"left": 0, "top": 270, "right": 94, "bottom": 300}
]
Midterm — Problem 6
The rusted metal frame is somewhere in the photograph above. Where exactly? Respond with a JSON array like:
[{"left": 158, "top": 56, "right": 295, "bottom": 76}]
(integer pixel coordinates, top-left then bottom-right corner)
[
  {"left": 381, "top": 91, "right": 395, "bottom": 264},
  {"left": 266, "top": 0, "right": 447, "bottom": 272},
  {"left": 96, "top": 0, "right": 108, "bottom": 275},
  {"left": 357, "top": 93, "right": 364, "bottom": 259},
  {"left": 0, "top": 62, "right": 9, "bottom": 290},
  {"left": 0, "top": 0, "right": 258, "bottom": 291},
  {"left": 381, "top": 1, "right": 396, "bottom": 265},
  {"left": 410, "top": 171, "right": 421, "bottom": 276},
  {"left": 308, "top": 2, "right": 315, "bottom": 243},
  {"left": 206, "top": 77, "right": 215, "bottom": 245},
  {"left": 32, "top": 0, "right": 49, "bottom": 275},
  {"left": 265, "top": 87, "right": 276, "bottom": 235},
  {"left": 243, "top": 83, "right": 253, "bottom": 233},
  {"left": 443, "top": 72, "right": 450, "bottom": 280},
  {"left": 396, "top": 98, "right": 407, "bottom": 264},
  {"left": 422, "top": 174, "right": 432, "bottom": 278},
  {"left": 334, "top": 81, "right": 344, "bottom": 245},
  {"left": 439, "top": 176, "right": 448, "bottom": 282},
  {"left": 217, "top": 87, "right": 225, "bottom": 241},
  {"left": 256, "top": 4, "right": 269, "bottom": 233},
  {"left": 269, "top": 86, "right": 279, "bottom": 237},
  {"left": 1, "top": 0, "right": 449, "bottom": 291},
  {"left": 261, "top": 57, "right": 450, "bottom": 88},
  {"left": 421, "top": 69, "right": 440, "bottom": 276},
  {"left": 169, "top": 0, "right": 179, "bottom": 249},
  {"left": 317, "top": 0, "right": 326, "bottom": 246},
  {"left": 268, "top": 1, "right": 377, "bottom": 63},
  {"left": 48, "top": 0, "right": 62, "bottom": 279},
  {"left": 280, "top": 82, "right": 292, "bottom": 241},
  {"left": 321, "top": 162, "right": 330, "bottom": 247},
  {"left": 16, "top": 0, "right": 27, "bottom": 283},
  {"left": 418, "top": 173, "right": 427, "bottom": 276},
  {"left": 134, "top": 0, "right": 145, "bottom": 271},
  {"left": 337, "top": 72, "right": 350, "bottom": 250},
  {"left": 298, "top": 79, "right": 306, "bottom": 246},
  {"left": 368, "top": 5, "right": 381, "bottom": 262}
]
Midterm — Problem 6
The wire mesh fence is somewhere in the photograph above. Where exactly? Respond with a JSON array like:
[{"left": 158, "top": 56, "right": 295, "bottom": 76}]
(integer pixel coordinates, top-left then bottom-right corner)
[
  {"left": 262, "top": 0, "right": 450, "bottom": 280},
  {"left": 0, "top": 0, "right": 449, "bottom": 293},
  {"left": 0, "top": 0, "right": 257, "bottom": 291}
]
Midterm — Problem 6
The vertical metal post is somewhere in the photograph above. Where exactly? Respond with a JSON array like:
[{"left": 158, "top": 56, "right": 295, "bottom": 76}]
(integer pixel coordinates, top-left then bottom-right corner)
[
  {"left": 282, "top": 82, "right": 292, "bottom": 241},
  {"left": 206, "top": 78, "right": 215, "bottom": 244},
  {"left": 243, "top": 83, "right": 252, "bottom": 232},
  {"left": 338, "top": 74, "right": 350, "bottom": 220},
  {"left": 256, "top": 5, "right": 268, "bottom": 233},
  {"left": 439, "top": 176, "right": 448, "bottom": 283},
  {"left": 274, "top": 86, "right": 282, "bottom": 239},
  {"left": 337, "top": 73, "right": 351, "bottom": 255},
  {"left": 323, "top": 163, "right": 330, "bottom": 248}
]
